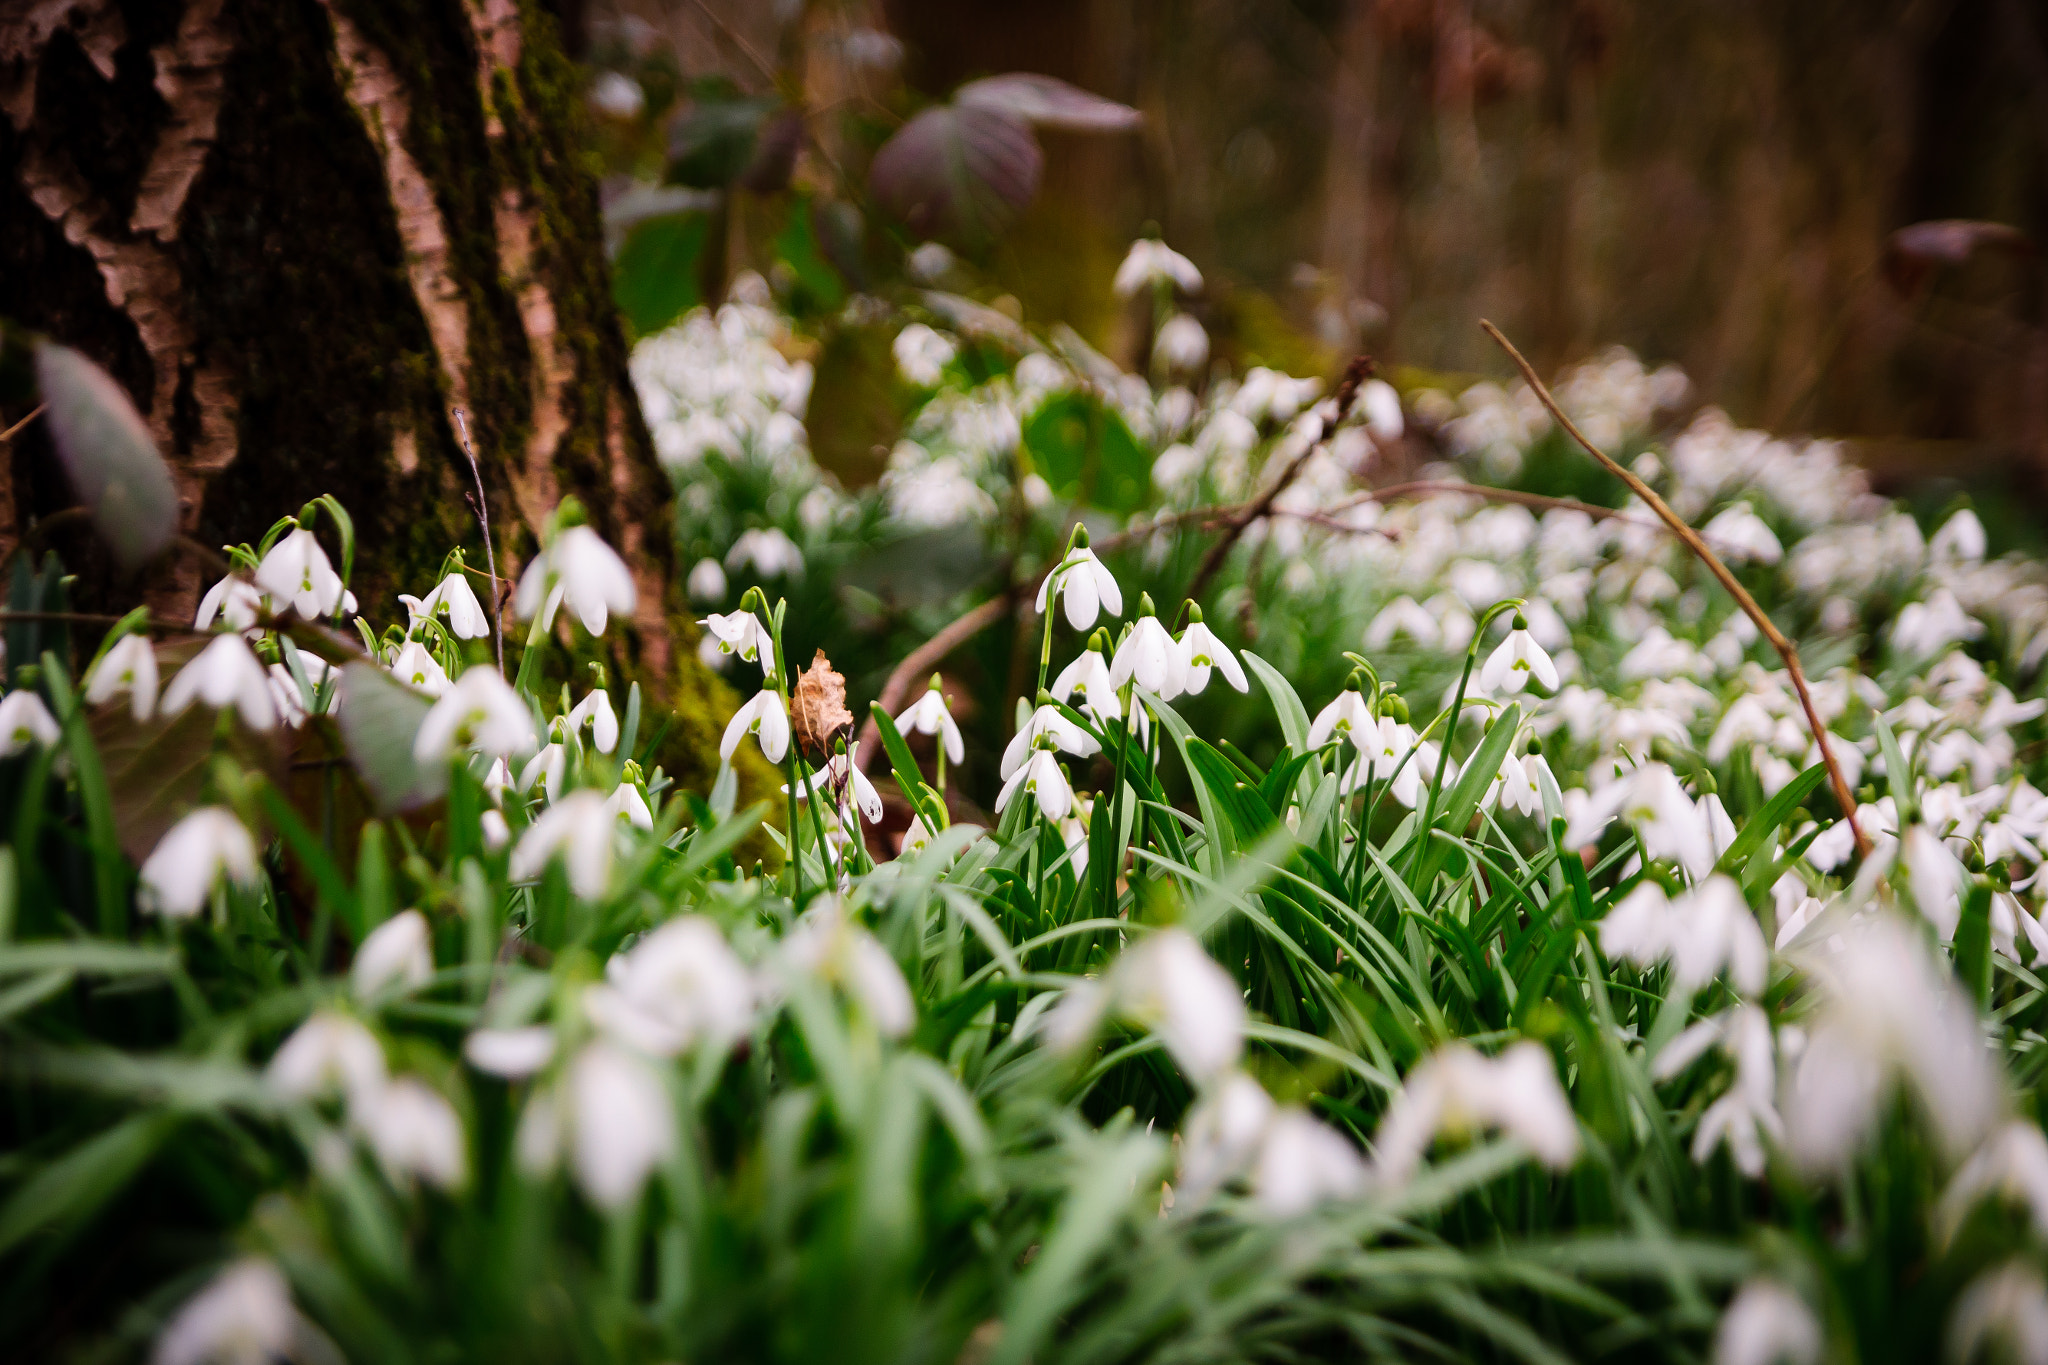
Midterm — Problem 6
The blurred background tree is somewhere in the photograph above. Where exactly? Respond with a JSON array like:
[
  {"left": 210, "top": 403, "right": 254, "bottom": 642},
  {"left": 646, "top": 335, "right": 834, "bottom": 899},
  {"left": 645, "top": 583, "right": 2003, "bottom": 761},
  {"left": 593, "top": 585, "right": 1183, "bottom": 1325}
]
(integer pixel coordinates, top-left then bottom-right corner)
[{"left": 579, "top": 0, "right": 2047, "bottom": 536}]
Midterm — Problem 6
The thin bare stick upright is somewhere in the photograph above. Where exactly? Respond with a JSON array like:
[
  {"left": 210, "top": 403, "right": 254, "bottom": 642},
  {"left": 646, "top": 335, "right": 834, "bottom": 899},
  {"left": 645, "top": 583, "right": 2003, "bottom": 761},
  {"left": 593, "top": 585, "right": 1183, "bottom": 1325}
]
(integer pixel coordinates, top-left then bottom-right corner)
[
  {"left": 452, "top": 409, "right": 505, "bottom": 676},
  {"left": 1479, "top": 320, "right": 1869, "bottom": 858}
]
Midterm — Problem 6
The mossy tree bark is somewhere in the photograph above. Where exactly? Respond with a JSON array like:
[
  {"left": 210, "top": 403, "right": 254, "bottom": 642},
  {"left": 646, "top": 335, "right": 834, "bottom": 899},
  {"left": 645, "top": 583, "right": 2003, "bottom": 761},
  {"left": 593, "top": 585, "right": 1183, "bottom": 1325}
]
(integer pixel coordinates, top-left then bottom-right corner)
[{"left": 0, "top": 0, "right": 758, "bottom": 795}]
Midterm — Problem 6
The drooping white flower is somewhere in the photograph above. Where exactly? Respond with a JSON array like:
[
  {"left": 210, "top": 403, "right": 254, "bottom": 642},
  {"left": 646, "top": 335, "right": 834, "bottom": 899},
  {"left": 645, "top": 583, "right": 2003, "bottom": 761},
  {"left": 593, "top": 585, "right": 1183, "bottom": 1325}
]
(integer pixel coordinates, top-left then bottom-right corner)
[
  {"left": 726, "top": 526, "right": 806, "bottom": 578},
  {"left": 720, "top": 688, "right": 789, "bottom": 764},
  {"left": 786, "top": 746, "right": 885, "bottom": 825},
  {"left": 517, "top": 1041, "right": 676, "bottom": 1210},
  {"left": 518, "top": 742, "right": 567, "bottom": 803},
  {"left": 1600, "top": 878, "right": 1768, "bottom": 997},
  {"left": 510, "top": 790, "right": 619, "bottom": 898},
  {"left": 480, "top": 808, "right": 510, "bottom": 850},
  {"left": 584, "top": 917, "right": 754, "bottom": 1057},
  {"left": 1036, "top": 544, "right": 1124, "bottom": 632},
  {"left": 1051, "top": 928, "right": 1245, "bottom": 1083},
  {"left": 896, "top": 682, "right": 964, "bottom": 764},
  {"left": 194, "top": 575, "right": 266, "bottom": 632},
  {"left": 996, "top": 746, "right": 1077, "bottom": 822},
  {"left": 1478, "top": 616, "right": 1559, "bottom": 695},
  {"left": 139, "top": 807, "right": 260, "bottom": 918},
  {"left": 605, "top": 781, "right": 653, "bottom": 832},
  {"left": 698, "top": 609, "right": 776, "bottom": 676},
  {"left": 686, "top": 556, "right": 728, "bottom": 602},
  {"left": 1308, "top": 687, "right": 1374, "bottom": 751},
  {"left": 255, "top": 527, "right": 345, "bottom": 619},
  {"left": 892, "top": 322, "right": 957, "bottom": 387},
  {"left": 1360, "top": 378, "right": 1404, "bottom": 443},
  {"left": 1565, "top": 762, "right": 1711, "bottom": 873},
  {"left": 1051, "top": 641, "right": 1120, "bottom": 726},
  {"left": 781, "top": 898, "right": 916, "bottom": 1037},
  {"left": 351, "top": 909, "right": 433, "bottom": 999},
  {"left": 1782, "top": 914, "right": 2001, "bottom": 1172},
  {"left": 413, "top": 665, "right": 537, "bottom": 763},
  {"left": 515, "top": 525, "right": 637, "bottom": 636},
  {"left": 352, "top": 1076, "right": 466, "bottom": 1191},
  {"left": 1000, "top": 703, "right": 1099, "bottom": 779},
  {"left": 388, "top": 639, "right": 449, "bottom": 696},
  {"left": 416, "top": 571, "right": 491, "bottom": 639},
  {"left": 266, "top": 1010, "right": 386, "bottom": 1106},
  {"left": 1177, "top": 612, "right": 1247, "bottom": 695},
  {"left": 1948, "top": 1262, "right": 2048, "bottom": 1365},
  {"left": 1342, "top": 716, "right": 1440, "bottom": 808},
  {"left": 1899, "top": 824, "right": 1965, "bottom": 940},
  {"left": 1177, "top": 1072, "right": 1277, "bottom": 1206},
  {"left": 1712, "top": 1280, "right": 1821, "bottom": 1365},
  {"left": 152, "top": 1258, "right": 302, "bottom": 1365},
  {"left": 161, "top": 634, "right": 278, "bottom": 730},
  {"left": 464, "top": 1025, "right": 557, "bottom": 1079},
  {"left": 566, "top": 687, "right": 619, "bottom": 754},
  {"left": 1153, "top": 313, "right": 1209, "bottom": 374},
  {"left": 1930, "top": 507, "right": 1988, "bottom": 564},
  {"left": 1938, "top": 1120, "right": 2048, "bottom": 1245},
  {"left": 1253, "top": 1109, "right": 1368, "bottom": 1219},
  {"left": 1110, "top": 612, "right": 1186, "bottom": 698},
  {"left": 0, "top": 688, "right": 60, "bottom": 756},
  {"left": 1113, "top": 237, "right": 1202, "bottom": 297},
  {"left": 1370, "top": 1041, "right": 1580, "bottom": 1184},
  {"left": 84, "top": 633, "right": 159, "bottom": 721}
]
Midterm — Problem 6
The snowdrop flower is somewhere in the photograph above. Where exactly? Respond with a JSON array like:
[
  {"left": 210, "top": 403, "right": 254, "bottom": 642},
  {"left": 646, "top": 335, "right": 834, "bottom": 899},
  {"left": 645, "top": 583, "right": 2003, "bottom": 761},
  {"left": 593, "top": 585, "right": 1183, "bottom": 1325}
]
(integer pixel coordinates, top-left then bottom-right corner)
[
  {"left": 1153, "top": 313, "right": 1209, "bottom": 374},
  {"left": 1177, "top": 1072, "right": 1277, "bottom": 1206},
  {"left": 84, "top": 633, "right": 158, "bottom": 721},
  {"left": 511, "top": 790, "right": 619, "bottom": 898},
  {"left": 515, "top": 525, "right": 637, "bottom": 635},
  {"left": 726, "top": 526, "right": 805, "bottom": 578},
  {"left": 1343, "top": 716, "right": 1439, "bottom": 808},
  {"left": 480, "top": 808, "right": 510, "bottom": 850},
  {"left": 1931, "top": 507, "right": 1988, "bottom": 564},
  {"left": 388, "top": 639, "right": 449, "bottom": 695},
  {"left": 1001, "top": 702, "right": 1099, "bottom": 778},
  {"left": 1712, "top": 1280, "right": 1821, "bottom": 1365},
  {"left": 686, "top": 556, "right": 727, "bottom": 602},
  {"left": 413, "top": 665, "right": 537, "bottom": 762},
  {"left": 1948, "top": 1263, "right": 2048, "bottom": 1365},
  {"left": 1308, "top": 683, "right": 1375, "bottom": 751},
  {"left": 1900, "top": 824, "right": 1965, "bottom": 940},
  {"left": 1891, "top": 588, "right": 1980, "bottom": 657},
  {"left": 1701, "top": 503, "right": 1784, "bottom": 566},
  {"left": 1371, "top": 1041, "right": 1580, "bottom": 1183},
  {"left": 518, "top": 742, "right": 567, "bottom": 803},
  {"left": 464, "top": 1025, "right": 557, "bottom": 1080},
  {"left": 353, "top": 1076, "right": 466, "bottom": 1191},
  {"left": 606, "top": 781, "right": 653, "bottom": 831},
  {"left": 1037, "top": 542, "right": 1124, "bottom": 631},
  {"left": 892, "top": 322, "right": 956, "bottom": 387},
  {"left": 1601, "top": 878, "right": 1768, "bottom": 997},
  {"left": 414, "top": 571, "right": 491, "bottom": 639},
  {"left": 566, "top": 687, "right": 619, "bottom": 754},
  {"left": 896, "top": 680, "right": 964, "bottom": 764},
  {"left": 1051, "top": 640, "right": 1120, "bottom": 726},
  {"left": 255, "top": 527, "right": 345, "bottom": 619},
  {"left": 1177, "top": 606, "right": 1246, "bottom": 694},
  {"left": 1360, "top": 378, "right": 1404, "bottom": 443},
  {"left": 194, "top": 575, "right": 266, "bottom": 631},
  {"left": 1051, "top": 928, "right": 1245, "bottom": 1083},
  {"left": 781, "top": 899, "right": 916, "bottom": 1037},
  {"left": 1782, "top": 914, "right": 2001, "bottom": 1171},
  {"left": 0, "top": 688, "right": 59, "bottom": 756},
  {"left": 1565, "top": 762, "right": 1711, "bottom": 873},
  {"left": 787, "top": 747, "right": 885, "bottom": 825},
  {"left": 139, "top": 807, "right": 260, "bottom": 918},
  {"left": 583, "top": 917, "right": 753, "bottom": 1058},
  {"left": 152, "top": 1258, "right": 304, "bottom": 1365},
  {"left": 997, "top": 745, "right": 1077, "bottom": 823},
  {"left": 1254, "top": 1108, "right": 1368, "bottom": 1217},
  {"left": 1114, "top": 238, "right": 1202, "bottom": 296},
  {"left": 698, "top": 609, "right": 776, "bottom": 675},
  {"left": 1654, "top": 1004, "right": 1781, "bottom": 1176},
  {"left": 1478, "top": 613, "right": 1559, "bottom": 695},
  {"left": 1496, "top": 751, "right": 1545, "bottom": 818},
  {"left": 351, "top": 909, "right": 433, "bottom": 999},
  {"left": 720, "top": 688, "right": 789, "bottom": 764},
  {"left": 266, "top": 1010, "right": 386, "bottom": 1106},
  {"left": 1937, "top": 1120, "right": 2048, "bottom": 1245},
  {"left": 1110, "top": 604, "right": 1186, "bottom": 698},
  {"left": 161, "top": 634, "right": 277, "bottom": 730},
  {"left": 1365, "top": 596, "right": 1440, "bottom": 649},
  {"left": 518, "top": 1041, "right": 676, "bottom": 1210}
]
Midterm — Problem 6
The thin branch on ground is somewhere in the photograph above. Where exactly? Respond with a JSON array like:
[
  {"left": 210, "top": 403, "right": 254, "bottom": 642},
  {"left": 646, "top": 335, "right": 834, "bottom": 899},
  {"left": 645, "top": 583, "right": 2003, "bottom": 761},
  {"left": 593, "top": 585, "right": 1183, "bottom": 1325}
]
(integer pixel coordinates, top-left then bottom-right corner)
[{"left": 1479, "top": 318, "right": 1868, "bottom": 857}]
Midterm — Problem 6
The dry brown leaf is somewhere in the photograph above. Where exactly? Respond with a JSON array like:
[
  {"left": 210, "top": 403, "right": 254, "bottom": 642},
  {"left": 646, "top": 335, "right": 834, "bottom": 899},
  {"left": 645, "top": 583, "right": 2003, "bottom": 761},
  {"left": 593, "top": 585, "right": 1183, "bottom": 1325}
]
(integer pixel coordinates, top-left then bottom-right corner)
[{"left": 792, "top": 648, "right": 854, "bottom": 760}]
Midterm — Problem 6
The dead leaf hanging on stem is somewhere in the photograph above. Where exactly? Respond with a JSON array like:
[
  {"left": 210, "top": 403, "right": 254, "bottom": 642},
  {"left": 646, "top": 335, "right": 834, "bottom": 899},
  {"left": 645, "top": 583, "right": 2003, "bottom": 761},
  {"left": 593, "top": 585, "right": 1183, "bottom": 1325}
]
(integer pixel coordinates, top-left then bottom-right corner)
[{"left": 792, "top": 649, "right": 854, "bottom": 761}]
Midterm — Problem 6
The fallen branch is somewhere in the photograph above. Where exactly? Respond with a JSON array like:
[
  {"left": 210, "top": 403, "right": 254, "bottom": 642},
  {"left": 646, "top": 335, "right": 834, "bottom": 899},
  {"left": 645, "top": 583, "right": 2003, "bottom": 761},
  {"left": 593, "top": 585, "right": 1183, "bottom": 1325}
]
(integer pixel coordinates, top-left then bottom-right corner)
[
  {"left": 1479, "top": 319, "right": 1868, "bottom": 857},
  {"left": 0, "top": 403, "right": 45, "bottom": 444}
]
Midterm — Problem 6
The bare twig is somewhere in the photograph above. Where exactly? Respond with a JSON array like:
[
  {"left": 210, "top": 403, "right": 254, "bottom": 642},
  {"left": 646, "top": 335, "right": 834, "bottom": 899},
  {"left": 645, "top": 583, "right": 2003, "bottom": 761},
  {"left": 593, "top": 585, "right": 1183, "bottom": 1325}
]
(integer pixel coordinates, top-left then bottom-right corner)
[
  {"left": 0, "top": 403, "right": 45, "bottom": 444},
  {"left": 685, "top": 0, "right": 777, "bottom": 85},
  {"left": 1186, "top": 355, "right": 1376, "bottom": 601},
  {"left": 1479, "top": 319, "right": 1868, "bottom": 857},
  {"left": 452, "top": 409, "right": 505, "bottom": 676}
]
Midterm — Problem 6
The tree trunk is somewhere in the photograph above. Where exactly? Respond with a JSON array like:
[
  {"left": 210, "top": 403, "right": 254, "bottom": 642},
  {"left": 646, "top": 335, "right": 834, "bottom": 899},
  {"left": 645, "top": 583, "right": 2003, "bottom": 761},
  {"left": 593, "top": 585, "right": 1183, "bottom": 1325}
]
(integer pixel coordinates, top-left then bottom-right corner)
[
  {"left": 0, "top": 0, "right": 672, "bottom": 662},
  {"left": 0, "top": 0, "right": 771, "bottom": 797}
]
